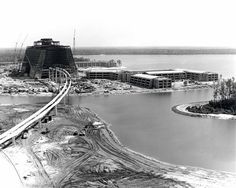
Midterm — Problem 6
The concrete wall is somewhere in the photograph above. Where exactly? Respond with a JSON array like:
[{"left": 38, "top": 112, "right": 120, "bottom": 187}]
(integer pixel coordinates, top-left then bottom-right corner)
[
  {"left": 86, "top": 71, "right": 121, "bottom": 80},
  {"left": 153, "top": 78, "right": 172, "bottom": 88},
  {"left": 130, "top": 76, "right": 154, "bottom": 88}
]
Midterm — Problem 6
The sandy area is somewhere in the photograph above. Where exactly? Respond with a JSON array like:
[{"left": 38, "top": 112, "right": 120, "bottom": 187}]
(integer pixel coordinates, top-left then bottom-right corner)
[
  {"left": 0, "top": 150, "right": 23, "bottom": 188},
  {"left": 0, "top": 104, "right": 236, "bottom": 187}
]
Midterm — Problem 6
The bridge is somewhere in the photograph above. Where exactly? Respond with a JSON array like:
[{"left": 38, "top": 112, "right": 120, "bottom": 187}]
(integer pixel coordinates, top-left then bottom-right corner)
[{"left": 0, "top": 68, "right": 71, "bottom": 147}]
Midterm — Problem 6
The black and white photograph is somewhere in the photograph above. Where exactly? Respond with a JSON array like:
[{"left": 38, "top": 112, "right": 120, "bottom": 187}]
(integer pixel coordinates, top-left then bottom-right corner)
[{"left": 0, "top": 0, "right": 236, "bottom": 187}]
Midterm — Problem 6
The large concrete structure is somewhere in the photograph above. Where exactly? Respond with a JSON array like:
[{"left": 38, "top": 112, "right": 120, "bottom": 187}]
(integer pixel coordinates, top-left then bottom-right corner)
[
  {"left": 153, "top": 77, "right": 172, "bottom": 88},
  {"left": 145, "top": 69, "right": 218, "bottom": 82},
  {"left": 130, "top": 74, "right": 171, "bottom": 89},
  {"left": 130, "top": 74, "right": 156, "bottom": 88},
  {"left": 121, "top": 70, "right": 186, "bottom": 83},
  {"left": 184, "top": 70, "right": 218, "bottom": 81},
  {"left": 85, "top": 68, "right": 122, "bottom": 80},
  {"left": 145, "top": 70, "right": 186, "bottom": 81},
  {"left": 83, "top": 67, "right": 218, "bottom": 89},
  {"left": 121, "top": 70, "right": 145, "bottom": 82},
  {"left": 21, "top": 38, "right": 77, "bottom": 78}
]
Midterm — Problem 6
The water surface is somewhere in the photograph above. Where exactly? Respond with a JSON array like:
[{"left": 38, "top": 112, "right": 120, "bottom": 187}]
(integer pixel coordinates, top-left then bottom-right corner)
[
  {"left": 82, "top": 54, "right": 236, "bottom": 78},
  {"left": 70, "top": 89, "right": 236, "bottom": 173},
  {"left": 2, "top": 89, "right": 234, "bottom": 172},
  {"left": 1, "top": 54, "right": 236, "bottom": 172}
]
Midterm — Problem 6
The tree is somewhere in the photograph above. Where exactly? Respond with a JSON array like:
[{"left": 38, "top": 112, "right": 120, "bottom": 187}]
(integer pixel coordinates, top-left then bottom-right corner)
[{"left": 212, "top": 77, "right": 236, "bottom": 102}]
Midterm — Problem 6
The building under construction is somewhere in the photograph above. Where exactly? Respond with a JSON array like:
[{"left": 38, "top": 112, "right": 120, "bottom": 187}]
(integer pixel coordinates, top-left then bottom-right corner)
[{"left": 21, "top": 38, "right": 77, "bottom": 78}]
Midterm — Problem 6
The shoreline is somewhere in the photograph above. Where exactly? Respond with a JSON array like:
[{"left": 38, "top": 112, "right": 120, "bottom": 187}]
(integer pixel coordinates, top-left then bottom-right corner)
[
  {"left": 0, "top": 84, "right": 212, "bottom": 98},
  {"left": 1, "top": 104, "right": 236, "bottom": 187},
  {"left": 172, "top": 102, "right": 236, "bottom": 120}
]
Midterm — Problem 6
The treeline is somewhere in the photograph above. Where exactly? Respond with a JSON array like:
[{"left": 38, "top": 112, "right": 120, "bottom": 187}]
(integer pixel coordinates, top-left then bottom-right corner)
[
  {"left": 0, "top": 48, "right": 24, "bottom": 62},
  {"left": 1, "top": 47, "right": 236, "bottom": 62},
  {"left": 187, "top": 78, "right": 236, "bottom": 115},
  {"left": 213, "top": 77, "right": 236, "bottom": 101},
  {"left": 209, "top": 78, "right": 236, "bottom": 113},
  {"left": 74, "top": 47, "right": 236, "bottom": 55}
]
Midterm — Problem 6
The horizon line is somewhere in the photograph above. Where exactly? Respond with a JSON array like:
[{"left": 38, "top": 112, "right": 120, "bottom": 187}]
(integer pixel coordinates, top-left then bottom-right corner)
[{"left": 1, "top": 46, "right": 236, "bottom": 50}]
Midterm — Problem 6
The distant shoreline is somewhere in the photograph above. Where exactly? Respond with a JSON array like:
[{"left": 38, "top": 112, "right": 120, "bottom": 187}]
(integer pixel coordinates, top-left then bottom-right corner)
[
  {"left": 1, "top": 47, "right": 236, "bottom": 58},
  {"left": 1, "top": 47, "right": 236, "bottom": 64},
  {"left": 74, "top": 47, "right": 236, "bottom": 55}
]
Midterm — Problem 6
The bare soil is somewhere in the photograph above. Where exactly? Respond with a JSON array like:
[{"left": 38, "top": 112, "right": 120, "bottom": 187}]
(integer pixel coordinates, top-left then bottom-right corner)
[{"left": 1, "top": 104, "right": 236, "bottom": 187}]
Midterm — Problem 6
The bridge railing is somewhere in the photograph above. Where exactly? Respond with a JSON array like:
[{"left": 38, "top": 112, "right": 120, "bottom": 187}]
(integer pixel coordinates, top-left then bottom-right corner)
[{"left": 0, "top": 68, "right": 71, "bottom": 146}]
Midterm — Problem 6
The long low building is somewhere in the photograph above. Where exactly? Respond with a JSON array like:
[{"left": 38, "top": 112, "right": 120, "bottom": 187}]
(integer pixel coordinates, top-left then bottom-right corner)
[
  {"left": 121, "top": 70, "right": 145, "bottom": 82},
  {"left": 184, "top": 69, "right": 218, "bottom": 81},
  {"left": 145, "top": 69, "right": 218, "bottom": 82},
  {"left": 130, "top": 74, "right": 171, "bottom": 89},
  {"left": 85, "top": 68, "right": 122, "bottom": 80},
  {"left": 84, "top": 68, "right": 218, "bottom": 85},
  {"left": 145, "top": 70, "right": 186, "bottom": 81}
]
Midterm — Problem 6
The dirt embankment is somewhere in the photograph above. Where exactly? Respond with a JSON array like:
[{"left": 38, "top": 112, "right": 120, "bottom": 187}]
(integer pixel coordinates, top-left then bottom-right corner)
[
  {"left": 0, "top": 75, "right": 55, "bottom": 96},
  {"left": 0, "top": 73, "right": 213, "bottom": 97},
  {"left": 1, "top": 104, "right": 236, "bottom": 187}
]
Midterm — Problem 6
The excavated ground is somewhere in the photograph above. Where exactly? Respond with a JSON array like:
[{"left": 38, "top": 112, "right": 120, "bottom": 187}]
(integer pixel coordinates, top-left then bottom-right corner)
[{"left": 1, "top": 104, "right": 236, "bottom": 188}]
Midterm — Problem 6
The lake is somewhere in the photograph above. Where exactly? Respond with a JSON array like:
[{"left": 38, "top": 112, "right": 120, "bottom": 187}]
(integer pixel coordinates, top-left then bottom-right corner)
[
  {"left": 72, "top": 89, "right": 236, "bottom": 173},
  {"left": 82, "top": 54, "right": 236, "bottom": 78},
  {"left": 1, "top": 54, "right": 236, "bottom": 173}
]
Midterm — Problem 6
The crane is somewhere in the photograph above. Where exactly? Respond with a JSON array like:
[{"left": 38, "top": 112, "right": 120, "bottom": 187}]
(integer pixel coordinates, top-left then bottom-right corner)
[{"left": 17, "top": 34, "right": 28, "bottom": 71}]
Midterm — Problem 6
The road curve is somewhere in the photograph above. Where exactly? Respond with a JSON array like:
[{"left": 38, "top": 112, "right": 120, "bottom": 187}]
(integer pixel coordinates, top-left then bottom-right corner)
[{"left": 0, "top": 68, "right": 71, "bottom": 146}]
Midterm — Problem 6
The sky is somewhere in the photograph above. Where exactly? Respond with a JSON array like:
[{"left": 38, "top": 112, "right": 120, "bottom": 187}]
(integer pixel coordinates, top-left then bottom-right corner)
[{"left": 1, "top": 0, "right": 236, "bottom": 48}]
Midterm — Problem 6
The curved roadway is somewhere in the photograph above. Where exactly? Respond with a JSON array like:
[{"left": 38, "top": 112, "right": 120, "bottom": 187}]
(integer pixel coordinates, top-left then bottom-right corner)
[{"left": 0, "top": 68, "right": 71, "bottom": 146}]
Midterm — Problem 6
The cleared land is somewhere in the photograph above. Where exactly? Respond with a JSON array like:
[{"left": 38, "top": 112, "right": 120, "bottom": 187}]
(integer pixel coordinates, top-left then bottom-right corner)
[
  {"left": 0, "top": 73, "right": 213, "bottom": 97},
  {"left": 1, "top": 104, "right": 236, "bottom": 187}
]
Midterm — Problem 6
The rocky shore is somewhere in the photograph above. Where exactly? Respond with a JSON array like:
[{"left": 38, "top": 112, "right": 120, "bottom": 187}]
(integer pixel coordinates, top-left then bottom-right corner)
[{"left": 1, "top": 104, "right": 236, "bottom": 187}]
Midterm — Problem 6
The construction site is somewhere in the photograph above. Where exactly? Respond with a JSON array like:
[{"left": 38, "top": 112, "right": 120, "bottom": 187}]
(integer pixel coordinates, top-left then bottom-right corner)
[
  {"left": 0, "top": 38, "right": 235, "bottom": 187},
  {"left": 1, "top": 102, "right": 236, "bottom": 187}
]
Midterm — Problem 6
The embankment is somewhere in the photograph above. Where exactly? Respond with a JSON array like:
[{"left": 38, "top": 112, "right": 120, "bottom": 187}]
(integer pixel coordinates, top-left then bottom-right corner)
[{"left": 1, "top": 104, "right": 236, "bottom": 187}]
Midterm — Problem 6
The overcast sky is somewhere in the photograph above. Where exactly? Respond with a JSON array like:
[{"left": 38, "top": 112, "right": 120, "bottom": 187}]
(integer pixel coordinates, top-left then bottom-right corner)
[{"left": 1, "top": 0, "right": 236, "bottom": 48}]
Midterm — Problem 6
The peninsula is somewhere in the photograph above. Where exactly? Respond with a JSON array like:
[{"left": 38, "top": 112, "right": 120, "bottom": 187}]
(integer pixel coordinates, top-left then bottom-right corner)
[{"left": 173, "top": 77, "right": 236, "bottom": 120}]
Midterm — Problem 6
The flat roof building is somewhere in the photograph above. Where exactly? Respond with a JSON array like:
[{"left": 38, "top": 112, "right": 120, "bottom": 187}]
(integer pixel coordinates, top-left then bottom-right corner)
[
  {"left": 182, "top": 69, "right": 218, "bottom": 81},
  {"left": 145, "top": 70, "right": 186, "bottom": 81},
  {"left": 153, "top": 77, "right": 172, "bottom": 89},
  {"left": 85, "top": 68, "right": 122, "bottom": 80},
  {"left": 130, "top": 74, "right": 157, "bottom": 88},
  {"left": 145, "top": 69, "right": 218, "bottom": 82},
  {"left": 130, "top": 74, "right": 172, "bottom": 89}
]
